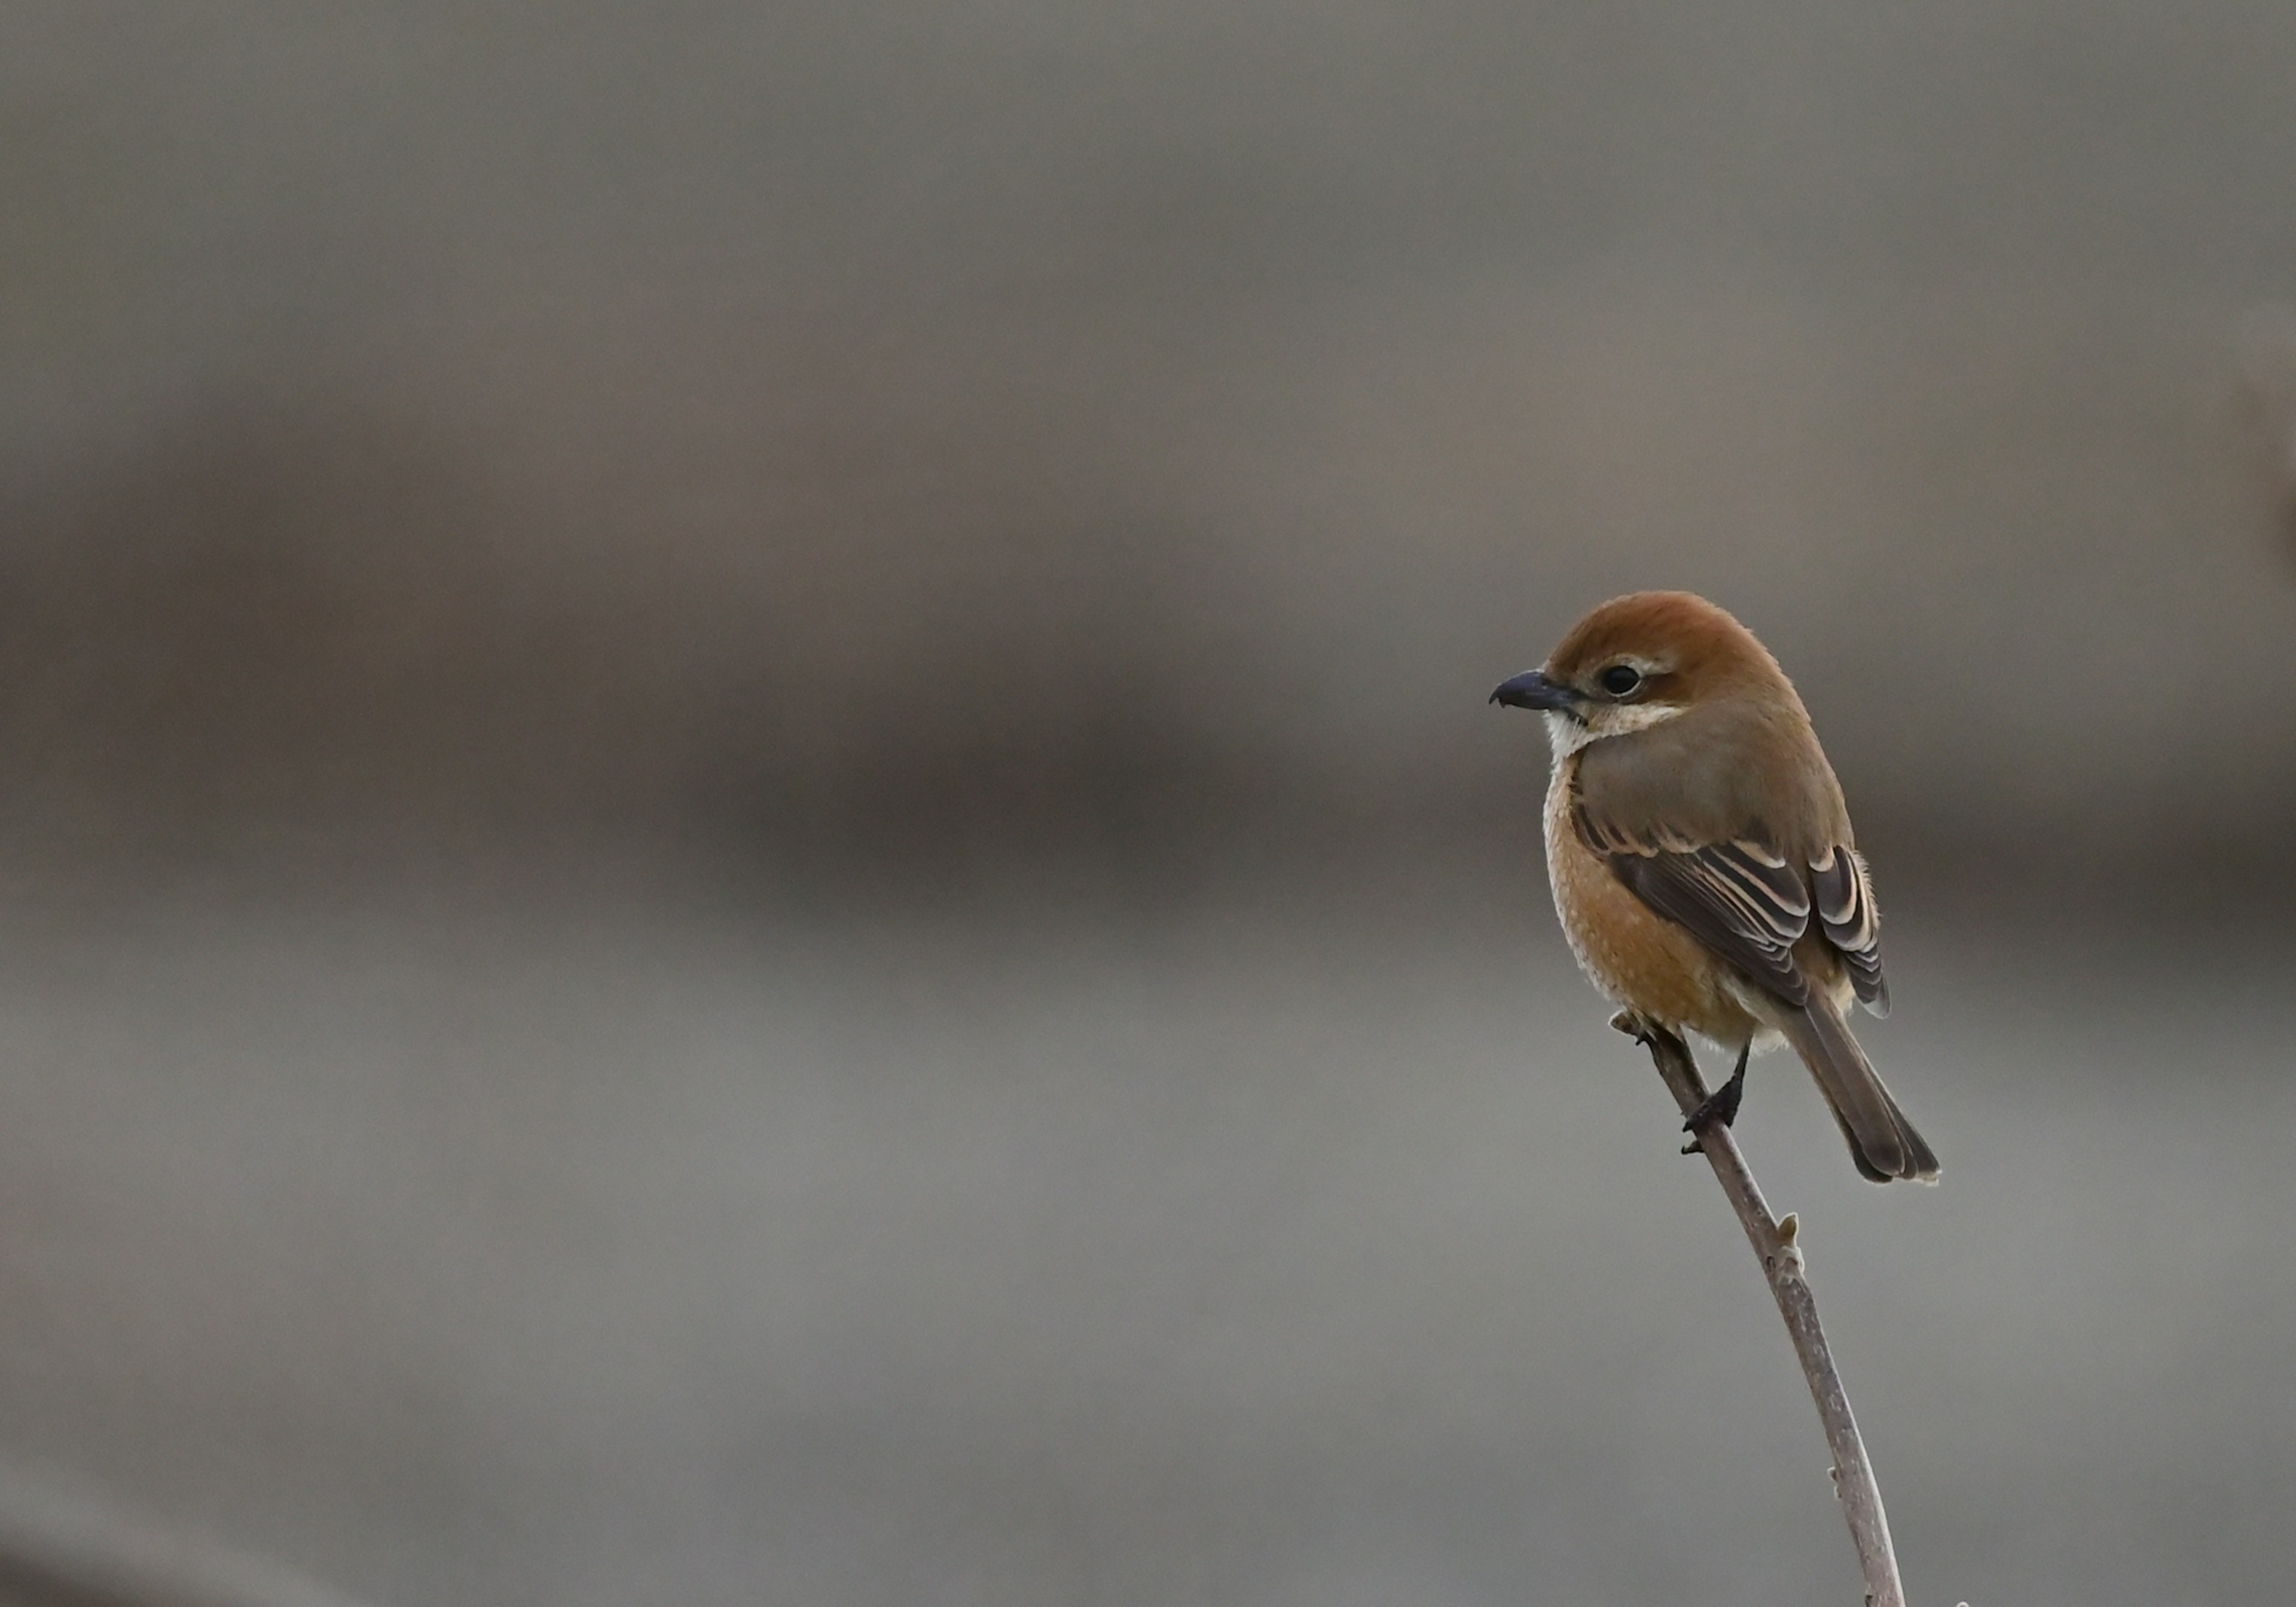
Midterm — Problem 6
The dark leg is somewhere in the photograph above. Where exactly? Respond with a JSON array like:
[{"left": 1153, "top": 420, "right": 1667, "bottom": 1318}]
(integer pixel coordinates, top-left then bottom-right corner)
[
  {"left": 1680, "top": 1041, "right": 1750, "bottom": 1152},
  {"left": 1611, "top": 1014, "right": 1744, "bottom": 1158}
]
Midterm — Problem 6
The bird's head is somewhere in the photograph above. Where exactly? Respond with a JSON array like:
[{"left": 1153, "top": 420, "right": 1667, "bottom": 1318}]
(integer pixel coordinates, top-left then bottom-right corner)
[{"left": 1489, "top": 590, "right": 1792, "bottom": 755}]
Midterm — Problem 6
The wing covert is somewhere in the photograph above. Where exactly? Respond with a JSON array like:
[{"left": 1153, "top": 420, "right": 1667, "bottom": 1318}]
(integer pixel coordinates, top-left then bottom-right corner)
[
  {"left": 1603, "top": 837, "right": 1814, "bottom": 1007},
  {"left": 1568, "top": 751, "right": 1885, "bottom": 1014}
]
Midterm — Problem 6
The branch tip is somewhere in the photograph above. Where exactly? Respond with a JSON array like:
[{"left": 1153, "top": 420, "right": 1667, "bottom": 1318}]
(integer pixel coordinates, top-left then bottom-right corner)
[{"left": 1626, "top": 1024, "right": 1906, "bottom": 1607}]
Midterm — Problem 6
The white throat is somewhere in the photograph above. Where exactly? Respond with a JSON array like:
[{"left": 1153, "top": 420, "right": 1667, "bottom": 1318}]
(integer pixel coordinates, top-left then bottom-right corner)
[{"left": 1546, "top": 700, "right": 1687, "bottom": 760}]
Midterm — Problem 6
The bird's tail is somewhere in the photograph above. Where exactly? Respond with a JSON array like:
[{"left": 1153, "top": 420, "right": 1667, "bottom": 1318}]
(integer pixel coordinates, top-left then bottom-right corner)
[{"left": 1778, "top": 1000, "right": 1940, "bottom": 1184}]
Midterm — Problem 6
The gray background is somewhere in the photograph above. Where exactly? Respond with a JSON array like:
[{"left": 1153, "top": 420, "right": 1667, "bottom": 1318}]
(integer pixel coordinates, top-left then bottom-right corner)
[{"left": 4, "top": 4, "right": 2294, "bottom": 1603}]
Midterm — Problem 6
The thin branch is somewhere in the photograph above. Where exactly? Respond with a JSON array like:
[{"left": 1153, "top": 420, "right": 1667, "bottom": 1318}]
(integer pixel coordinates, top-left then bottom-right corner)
[{"left": 1613, "top": 1011, "right": 1908, "bottom": 1607}]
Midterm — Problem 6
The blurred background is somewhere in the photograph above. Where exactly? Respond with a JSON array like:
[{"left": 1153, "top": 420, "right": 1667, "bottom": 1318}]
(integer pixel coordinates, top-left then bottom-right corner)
[{"left": 4, "top": 3, "right": 2295, "bottom": 1603}]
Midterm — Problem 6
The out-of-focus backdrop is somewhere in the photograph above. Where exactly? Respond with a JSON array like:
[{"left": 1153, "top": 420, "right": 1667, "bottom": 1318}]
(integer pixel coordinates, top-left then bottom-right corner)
[{"left": 4, "top": 5, "right": 2294, "bottom": 1604}]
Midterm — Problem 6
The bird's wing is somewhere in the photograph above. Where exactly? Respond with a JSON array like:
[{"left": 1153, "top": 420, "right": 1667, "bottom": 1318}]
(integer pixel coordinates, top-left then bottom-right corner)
[
  {"left": 1810, "top": 846, "right": 1889, "bottom": 1016},
  {"left": 1567, "top": 718, "right": 1881, "bottom": 1012},
  {"left": 1596, "top": 834, "right": 1815, "bottom": 1008}
]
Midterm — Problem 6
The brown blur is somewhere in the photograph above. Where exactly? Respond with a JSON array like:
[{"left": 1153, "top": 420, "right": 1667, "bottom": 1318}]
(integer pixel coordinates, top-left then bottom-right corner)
[{"left": 3, "top": 6, "right": 2294, "bottom": 1604}]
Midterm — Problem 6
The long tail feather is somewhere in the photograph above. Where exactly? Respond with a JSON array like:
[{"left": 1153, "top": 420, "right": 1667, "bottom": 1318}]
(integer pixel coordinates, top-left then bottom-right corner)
[{"left": 1778, "top": 1001, "right": 1940, "bottom": 1184}]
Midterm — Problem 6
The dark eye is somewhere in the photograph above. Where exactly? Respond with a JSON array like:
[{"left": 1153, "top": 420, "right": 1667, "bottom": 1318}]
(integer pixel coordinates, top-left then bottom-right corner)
[{"left": 1598, "top": 664, "right": 1642, "bottom": 697}]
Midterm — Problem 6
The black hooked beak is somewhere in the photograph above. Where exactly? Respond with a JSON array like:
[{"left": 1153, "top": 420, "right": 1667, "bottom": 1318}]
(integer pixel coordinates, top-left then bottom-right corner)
[{"left": 1488, "top": 669, "right": 1583, "bottom": 713}]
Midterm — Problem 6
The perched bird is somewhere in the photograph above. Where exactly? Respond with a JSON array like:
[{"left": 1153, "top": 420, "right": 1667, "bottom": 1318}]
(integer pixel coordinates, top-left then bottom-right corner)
[{"left": 1491, "top": 591, "right": 1937, "bottom": 1184}]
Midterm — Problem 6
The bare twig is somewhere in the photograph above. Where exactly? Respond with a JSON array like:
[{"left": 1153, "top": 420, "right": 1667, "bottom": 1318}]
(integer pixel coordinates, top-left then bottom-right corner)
[{"left": 1612, "top": 1011, "right": 1907, "bottom": 1607}]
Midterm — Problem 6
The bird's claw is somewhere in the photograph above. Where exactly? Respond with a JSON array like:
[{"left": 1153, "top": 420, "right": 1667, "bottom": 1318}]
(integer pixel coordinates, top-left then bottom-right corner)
[
  {"left": 1678, "top": 1044, "right": 1750, "bottom": 1154},
  {"left": 1681, "top": 1072, "right": 1745, "bottom": 1133}
]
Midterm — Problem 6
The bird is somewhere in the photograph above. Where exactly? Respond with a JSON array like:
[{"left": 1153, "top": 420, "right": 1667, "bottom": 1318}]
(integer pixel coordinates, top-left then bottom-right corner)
[{"left": 1490, "top": 591, "right": 1938, "bottom": 1184}]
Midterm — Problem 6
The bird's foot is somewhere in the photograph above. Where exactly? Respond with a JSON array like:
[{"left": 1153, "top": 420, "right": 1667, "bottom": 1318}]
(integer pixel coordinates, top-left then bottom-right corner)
[
  {"left": 1608, "top": 1010, "right": 1659, "bottom": 1048},
  {"left": 1679, "top": 1043, "right": 1750, "bottom": 1154}
]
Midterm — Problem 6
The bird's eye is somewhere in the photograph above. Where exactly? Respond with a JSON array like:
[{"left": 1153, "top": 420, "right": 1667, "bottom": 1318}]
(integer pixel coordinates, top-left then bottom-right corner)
[{"left": 1598, "top": 664, "right": 1642, "bottom": 697}]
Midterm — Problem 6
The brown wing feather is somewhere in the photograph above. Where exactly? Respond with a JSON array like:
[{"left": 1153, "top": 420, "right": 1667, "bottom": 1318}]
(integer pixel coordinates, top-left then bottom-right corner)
[
  {"left": 1567, "top": 715, "right": 1881, "bottom": 1012},
  {"left": 1810, "top": 846, "right": 1889, "bottom": 1016},
  {"left": 1596, "top": 832, "right": 1815, "bottom": 1007}
]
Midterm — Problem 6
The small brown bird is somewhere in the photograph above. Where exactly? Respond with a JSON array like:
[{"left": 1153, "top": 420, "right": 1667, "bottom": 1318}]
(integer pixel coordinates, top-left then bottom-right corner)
[{"left": 1491, "top": 591, "right": 1937, "bottom": 1184}]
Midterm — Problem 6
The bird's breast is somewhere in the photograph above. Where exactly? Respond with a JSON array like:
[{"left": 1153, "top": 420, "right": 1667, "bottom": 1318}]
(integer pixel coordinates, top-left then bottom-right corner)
[{"left": 1543, "top": 756, "right": 1761, "bottom": 1046}]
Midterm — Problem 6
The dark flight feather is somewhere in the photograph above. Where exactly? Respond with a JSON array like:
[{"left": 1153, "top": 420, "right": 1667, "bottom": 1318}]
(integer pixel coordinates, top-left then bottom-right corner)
[
  {"left": 1810, "top": 846, "right": 1889, "bottom": 1016},
  {"left": 1600, "top": 838, "right": 1814, "bottom": 1007}
]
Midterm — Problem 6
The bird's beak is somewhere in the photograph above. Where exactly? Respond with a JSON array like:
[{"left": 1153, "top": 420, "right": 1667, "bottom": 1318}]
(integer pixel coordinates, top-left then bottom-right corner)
[{"left": 1489, "top": 669, "right": 1582, "bottom": 712}]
